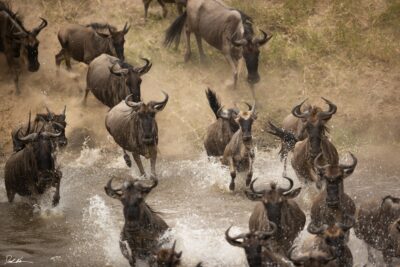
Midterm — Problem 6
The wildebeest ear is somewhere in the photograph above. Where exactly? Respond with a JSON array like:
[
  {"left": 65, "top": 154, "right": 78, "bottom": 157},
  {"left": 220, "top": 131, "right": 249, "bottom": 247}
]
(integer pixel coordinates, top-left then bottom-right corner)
[{"left": 283, "top": 187, "right": 301, "bottom": 199}]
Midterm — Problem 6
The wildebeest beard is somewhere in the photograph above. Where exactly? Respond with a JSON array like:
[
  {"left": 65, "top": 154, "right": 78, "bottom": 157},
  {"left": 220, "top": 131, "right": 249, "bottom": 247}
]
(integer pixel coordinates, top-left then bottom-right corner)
[
  {"left": 265, "top": 202, "right": 283, "bottom": 231},
  {"left": 326, "top": 181, "right": 340, "bottom": 207},
  {"left": 137, "top": 114, "right": 158, "bottom": 146}
]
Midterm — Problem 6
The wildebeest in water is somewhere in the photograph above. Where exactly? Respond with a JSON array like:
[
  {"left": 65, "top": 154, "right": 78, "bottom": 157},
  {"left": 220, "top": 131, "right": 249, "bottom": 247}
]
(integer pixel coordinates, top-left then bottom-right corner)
[
  {"left": 104, "top": 177, "right": 168, "bottom": 266},
  {"left": 5, "top": 128, "right": 63, "bottom": 206},
  {"left": 105, "top": 92, "right": 169, "bottom": 177},
  {"left": 164, "top": 0, "right": 272, "bottom": 88},
  {"left": 56, "top": 22, "right": 130, "bottom": 69},
  {"left": 85, "top": 54, "right": 152, "bottom": 107},
  {"left": 0, "top": 1, "right": 48, "bottom": 94}
]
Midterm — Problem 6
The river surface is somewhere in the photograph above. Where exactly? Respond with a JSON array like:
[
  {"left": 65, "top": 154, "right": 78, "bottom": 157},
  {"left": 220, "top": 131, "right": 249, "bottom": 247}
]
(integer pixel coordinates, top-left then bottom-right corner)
[{"left": 0, "top": 145, "right": 399, "bottom": 267}]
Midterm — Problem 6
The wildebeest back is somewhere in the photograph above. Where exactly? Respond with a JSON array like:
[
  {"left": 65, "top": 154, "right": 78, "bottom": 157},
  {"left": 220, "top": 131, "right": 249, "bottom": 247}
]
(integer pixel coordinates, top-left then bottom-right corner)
[{"left": 105, "top": 101, "right": 137, "bottom": 152}]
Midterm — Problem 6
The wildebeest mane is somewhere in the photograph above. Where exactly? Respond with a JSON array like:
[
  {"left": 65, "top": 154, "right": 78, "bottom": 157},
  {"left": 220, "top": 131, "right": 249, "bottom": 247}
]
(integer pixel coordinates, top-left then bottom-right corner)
[
  {"left": 0, "top": 1, "right": 27, "bottom": 33},
  {"left": 86, "top": 22, "right": 117, "bottom": 32},
  {"left": 236, "top": 10, "right": 254, "bottom": 40}
]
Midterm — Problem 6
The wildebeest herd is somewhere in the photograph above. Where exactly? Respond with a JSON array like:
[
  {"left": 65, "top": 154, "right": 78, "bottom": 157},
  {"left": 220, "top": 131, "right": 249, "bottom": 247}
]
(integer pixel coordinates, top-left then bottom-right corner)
[{"left": 1, "top": 0, "right": 399, "bottom": 266}]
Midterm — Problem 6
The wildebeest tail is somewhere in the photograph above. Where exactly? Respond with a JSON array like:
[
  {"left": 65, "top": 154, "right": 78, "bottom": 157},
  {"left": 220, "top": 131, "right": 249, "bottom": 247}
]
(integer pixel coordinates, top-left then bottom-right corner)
[
  {"left": 267, "top": 121, "right": 298, "bottom": 159},
  {"left": 205, "top": 88, "right": 221, "bottom": 119},
  {"left": 164, "top": 11, "right": 187, "bottom": 47}
]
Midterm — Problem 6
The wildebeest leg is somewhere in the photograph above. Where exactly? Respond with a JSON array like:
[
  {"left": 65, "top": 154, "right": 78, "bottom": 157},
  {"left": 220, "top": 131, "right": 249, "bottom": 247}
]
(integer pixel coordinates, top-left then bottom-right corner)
[
  {"left": 120, "top": 231, "right": 136, "bottom": 266},
  {"left": 6, "top": 54, "right": 21, "bottom": 94},
  {"left": 123, "top": 150, "right": 132, "bottom": 167},
  {"left": 55, "top": 49, "right": 64, "bottom": 68},
  {"left": 150, "top": 152, "right": 157, "bottom": 177},
  {"left": 143, "top": 0, "right": 151, "bottom": 19},
  {"left": 246, "top": 153, "right": 254, "bottom": 186},
  {"left": 52, "top": 173, "right": 61, "bottom": 207},
  {"left": 184, "top": 25, "right": 191, "bottom": 62},
  {"left": 157, "top": 0, "right": 168, "bottom": 17},
  {"left": 64, "top": 51, "right": 72, "bottom": 70},
  {"left": 5, "top": 184, "right": 16, "bottom": 203},
  {"left": 228, "top": 157, "right": 236, "bottom": 191},
  {"left": 195, "top": 33, "right": 206, "bottom": 62},
  {"left": 132, "top": 153, "right": 146, "bottom": 176},
  {"left": 224, "top": 54, "right": 238, "bottom": 89}
]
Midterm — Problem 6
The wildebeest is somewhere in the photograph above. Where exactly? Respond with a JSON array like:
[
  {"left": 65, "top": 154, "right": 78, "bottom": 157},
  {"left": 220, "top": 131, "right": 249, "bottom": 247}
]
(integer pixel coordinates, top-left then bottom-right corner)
[
  {"left": 225, "top": 223, "right": 290, "bottom": 267},
  {"left": 5, "top": 129, "right": 63, "bottom": 206},
  {"left": 310, "top": 153, "right": 357, "bottom": 227},
  {"left": 246, "top": 176, "right": 306, "bottom": 253},
  {"left": 290, "top": 98, "right": 339, "bottom": 186},
  {"left": 221, "top": 103, "right": 256, "bottom": 190},
  {"left": 164, "top": 0, "right": 272, "bottom": 88},
  {"left": 11, "top": 107, "right": 68, "bottom": 152},
  {"left": 143, "top": 0, "right": 185, "bottom": 19},
  {"left": 300, "top": 217, "right": 355, "bottom": 267},
  {"left": 0, "top": 1, "right": 47, "bottom": 94},
  {"left": 105, "top": 177, "right": 168, "bottom": 267},
  {"left": 84, "top": 54, "right": 152, "bottom": 107},
  {"left": 354, "top": 195, "right": 400, "bottom": 265},
  {"left": 55, "top": 22, "right": 130, "bottom": 69},
  {"left": 105, "top": 92, "right": 169, "bottom": 177},
  {"left": 203, "top": 88, "right": 239, "bottom": 156}
]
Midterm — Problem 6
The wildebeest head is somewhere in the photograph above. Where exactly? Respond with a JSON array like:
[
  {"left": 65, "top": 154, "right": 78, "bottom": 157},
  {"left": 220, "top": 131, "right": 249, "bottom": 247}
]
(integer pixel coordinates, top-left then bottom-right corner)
[
  {"left": 156, "top": 240, "right": 182, "bottom": 267},
  {"left": 39, "top": 106, "right": 68, "bottom": 148},
  {"left": 233, "top": 102, "right": 257, "bottom": 143},
  {"left": 389, "top": 218, "right": 400, "bottom": 256},
  {"left": 247, "top": 176, "right": 301, "bottom": 225},
  {"left": 109, "top": 58, "right": 152, "bottom": 103},
  {"left": 288, "top": 246, "right": 337, "bottom": 267},
  {"left": 292, "top": 98, "right": 337, "bottom": 159},
  {"left": 96, "top": 23, "right": 130, "bottom": 60},
  {"left": 381, "top": 195, "right": 400, "bottom": 255},
  {"left": 8, "top": 15, "right": 48, "bottom": 72},
  {"left": 104, "top": 176, "right": 158, "bottom": 221},
  {"left": 314, "top": 153, "right": 357, "bottom": 208},
  {"left": 225, "top": 222, "right": 277, "bottom": 266},
  {"left": 125, "top": 92, "right": 168, "bottom": 146},
  {"left": 16, "top": 128, "right": 61, "bottom": 170},
  {"left": 231, "top": 30, "right": 272, "bottom": 84}
]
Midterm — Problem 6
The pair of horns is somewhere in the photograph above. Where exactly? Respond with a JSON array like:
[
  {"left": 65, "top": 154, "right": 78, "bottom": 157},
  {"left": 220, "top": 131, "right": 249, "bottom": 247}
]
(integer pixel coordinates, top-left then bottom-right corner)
[
  {"left": 225, "top": 221, "right": 277, "bottom": 248},
  {"left": 104, "top": 176, "right": 158, "bottom": 199},
  {"left": 292, "top": 98, "right": 337, "bottom": 120},
  {"left": 124, "top": 91, "right": 169, "bottom": 110},
  {"left": 314, "top": 153, "right": 357, "bottom": 179},
  {"left": 249, "top": 175, "right": 294, "bottom": 196},
  {"left": 16, "top": 127, "right": 61, "bottom": 143},
  {"left": 231, "top": 30, "right": 272, "bottom": 47},
  {"left": 217, "top": 101, "right": 256, "bottom": 119},
  {"left": 109, "top": 58, "right": 152, "bottom": 76}
]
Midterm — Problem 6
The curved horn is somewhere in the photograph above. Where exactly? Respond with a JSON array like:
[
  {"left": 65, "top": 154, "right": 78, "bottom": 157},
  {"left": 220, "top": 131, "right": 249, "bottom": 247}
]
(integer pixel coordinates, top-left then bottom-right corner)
[
  {"left": 336, "top": 215, "right": 355, "bottom": 232},
  {"left": 17, "top": 128, "right": 38, "bottom": 142},
  {"left": 307, "top": 223, "right": 328, "bottom": 235},
  {"left": 291, "top": 99, "right": 309, "bottom": 119},
  {"left": 52, "top": 121, "right": 65, "bottom": 131},
  {"left": 151, "top": 91, "right": 169, "bottom": 111},
  {"left": 225, "top": 226, "right": 247, "bottom": 248},
  {"left": 2, "top": 12, "right": 28, "bottom": 37},
  {"left": 134, "top": 58, "right": 152, "bottom": 75},
  {"left": 250, "top": 178, "right": 266, "bottom": 195},
  {"left": 104, "top": 177, "right": 122, "bottom": 199},
  {"left": 140, "top": 176, "right": 158, "bottom": 193},
  {"left": 25, "top": 111, "right": 32, "bottom": 136},
  {"left": 45, "top": 106, "right": 54, "bottom": 120},
  {"left": 124, "top": 94, "right": 142, "bottom": 109},
  {"left": 288, "top": 246, "right": 309, "bottom": 265},
  {"left": 217, "top": 106, "right": 231, "bottom": 119},
  {"left": 62, "top": 105, "right": 66, "bottom": 116},
  {"left": 230, "top": 37, "right": 247, "bottom": 47},
  {"left": 109, "top": 62, "right": 128, "bottom": 76},
  {"left": 41, "top": 131, "right": 62, "bottom": 138},
  {"left": 253, "top": 30, "right": 272, "bottom": 46},
  {"left": 259, "top": 221, "right": 277, "bottom": 238},
  {"left": 339, "top": 153, "right": 357, "bottom": 178},
  {"left": 32, "top": 17, "right": 48, "bottom": 36},
  {"left": 280, "top": 175, "right": 294, "bottom": 193},
  {"left": 122, "top": 22, "right": 130, "bottom": 35},
  {"left": 318, "top": 97, "right": 337, "bottom": 120}
]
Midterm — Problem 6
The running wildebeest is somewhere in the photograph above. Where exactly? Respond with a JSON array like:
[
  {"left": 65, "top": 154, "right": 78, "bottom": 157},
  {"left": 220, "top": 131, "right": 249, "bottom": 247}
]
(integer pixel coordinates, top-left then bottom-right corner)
[
  {"left": 203, "top": 88, "right": 239, "bottom": 156},
  {"left": 355, "top": 195, "right": 400, "bottom": 265},
  {"left": 303, "top": 217, "right": 355, "bottom": 267},
  {"left": 105, "top": 92, "right": 169, "bottom": 177},
  {"left": 221, "top": 102, "right": 256, "bottom": 190},
  {"left": 310, "top": 153, "right": 357, "bottom": 227},
  {"left": 0, "top": 1, "right": 47, "bottom": 94},
  {"left": 56, "top": 22, "right": 130, "bottom": 69},
  {"left": 164, "top": 0, "right": 272, "bottom": 88},
  {"left": 225, "top": 223, "right": 290, "bottom": 267},
  {"left": 246, "top": 176, "right": 306, "bottom": 253},
  {"left": 143, "top": 0, "right": 185, "bottom": 19},
  {"left": 5, "top": 129, "right": 63, "bottom": 206},
  {"left": 104, "top": 177, "right": 168, "bottom": 267},
  {"left": 11, "top": 107, "right": 67, "bottom": 152},
  {"left": 84, "top": 54, "right": 152, "bottom": 107},
  {"left": 290, "top": 98, "right": 339, "bottom": 186}
]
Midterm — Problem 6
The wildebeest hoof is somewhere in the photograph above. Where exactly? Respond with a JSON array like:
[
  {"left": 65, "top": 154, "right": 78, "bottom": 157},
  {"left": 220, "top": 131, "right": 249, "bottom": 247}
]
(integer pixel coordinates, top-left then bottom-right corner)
[
  {"left": 184, "top": 53, "right": 191, "bottom": 62},
  {"left": 229, "top": 182, "right": 235, "bottom": 191},
  {"left": 124, "top": 154, "right": 132, "bottom": 167},
  {"left": 230, "top": 172, "right": 236, "bottom": 179},
  {"left": 52, "top": 196, "right": 60, "bottom": 207}
]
